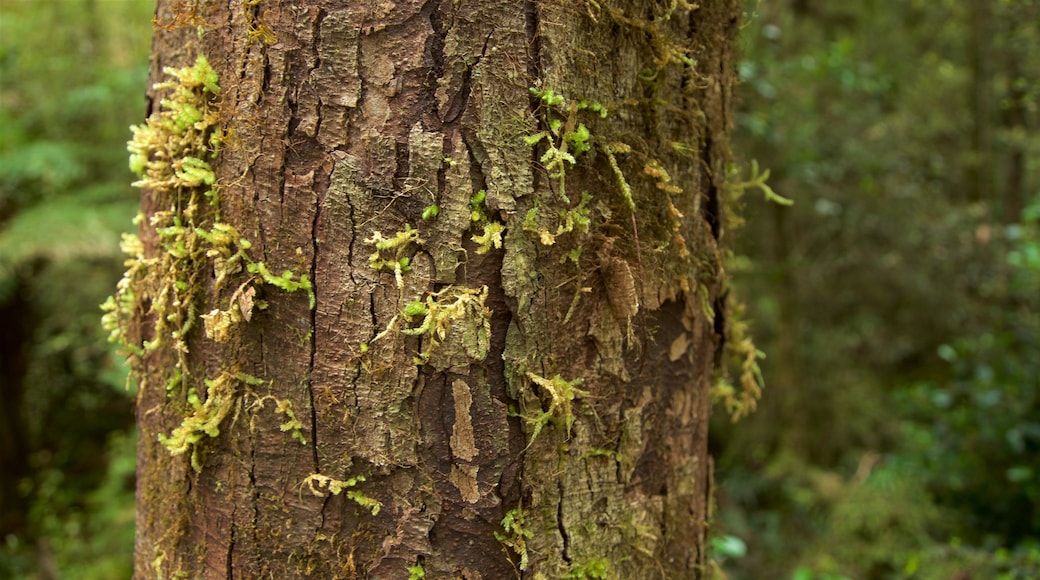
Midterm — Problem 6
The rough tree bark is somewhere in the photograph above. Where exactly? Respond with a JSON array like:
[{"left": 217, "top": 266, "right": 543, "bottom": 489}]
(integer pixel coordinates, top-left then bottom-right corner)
[{"left": 122, "top": 0, "right": 741, "bottom": 577}]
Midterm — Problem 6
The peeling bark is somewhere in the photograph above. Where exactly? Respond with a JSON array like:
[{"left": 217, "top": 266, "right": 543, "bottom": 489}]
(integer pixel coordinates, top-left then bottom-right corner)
[{"left": 135, "top": 0, "right": 740, "bottom": 577}]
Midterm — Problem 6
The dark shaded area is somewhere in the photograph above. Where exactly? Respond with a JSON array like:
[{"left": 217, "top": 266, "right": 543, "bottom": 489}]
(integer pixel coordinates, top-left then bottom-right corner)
[{"left": 0, "top": 282, "right": 31, "bottom": 536}]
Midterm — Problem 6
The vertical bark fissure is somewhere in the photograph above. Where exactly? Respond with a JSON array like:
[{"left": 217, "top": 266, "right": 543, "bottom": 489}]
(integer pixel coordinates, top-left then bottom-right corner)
[
  {"left": 225, "top": 517, "right": 234, "bottom": 579},
  {"left": 524, "top": 0, "right": 542, "bottom": 84},
  {"left": 557, "top": 480, "right": 572, "bottom": 565},
  {"left": 307, "top": 182, "right": 322, "bottom": 468},
  {"left": 260, "top": 55, "right": 272, "bottom": 103},
  {"left": 342, "top": 162, "right": 359, "bottom": 286},
  {"left": 247, "top": 440, "right": 259, "bottom": 569},
  {"left": 250, "top": 160, "right": 269, "bottom": 252},
  {"left": 424, "top": 0, "right": 446, "bottom": 125}
]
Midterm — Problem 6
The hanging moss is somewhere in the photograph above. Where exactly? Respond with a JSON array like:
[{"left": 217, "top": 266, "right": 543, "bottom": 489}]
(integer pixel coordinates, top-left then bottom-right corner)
[{"left": 103, "top": 55, "right": 314, "bottom": 470}]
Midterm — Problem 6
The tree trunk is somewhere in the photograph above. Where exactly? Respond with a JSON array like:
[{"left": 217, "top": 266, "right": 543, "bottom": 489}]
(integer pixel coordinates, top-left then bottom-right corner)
[{"left": 122, "top": 0, "right": 740, "bottom": 577}]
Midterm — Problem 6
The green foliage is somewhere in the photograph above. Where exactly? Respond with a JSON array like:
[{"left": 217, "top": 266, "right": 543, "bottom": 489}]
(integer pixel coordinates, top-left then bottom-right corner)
[
  {"left": 0, "top": 190, "right": 135, "bottom": 299},
  {"left": 0, "top": 0, "right": 153, "bottom": 576},
  {"left": 495, "top": 507, "right": 534, "bottom": 571},
  {"left": 893, "top": 203, "right": 1040, "bottom": 545},
  {"left": 715, "top": 1, "right": 1040, "bottom": 577}
]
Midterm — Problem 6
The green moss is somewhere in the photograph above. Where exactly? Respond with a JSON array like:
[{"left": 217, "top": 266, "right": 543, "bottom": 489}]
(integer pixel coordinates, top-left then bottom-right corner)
[
  {"left": 247, "top": 261, "right": 314, "bottom": 309},
  {"left": 104, "top": 55, "right": 225, "bottom": 390},
  {"left": 366, "top": 224, "right": 422, "bottom": 288},
  {"left": 302, "top": 473, "right": 381, "bottom": 516},
  {"left": 523, "top": 371, "right": 588, "bottom": 446},
  {"left": 564, "top": 557, "right": 610, "bottom": 579},
  {"left": 158, "top": 372, "right": 240, "bottom": 472},
  {"left": 711, "top": 291, "right": 765, "bottom": 422},
  {"left": 472, "top": 221, "right": 505, "bottom": 254},
  {"left": 725, "top": 159, "right": 793, "bottom": 207},
  {"left": 104, "top": 54, "right": 320, "bottom": 471},
  {"left": 494, "top": 507, "right": 534, "bottom": 571},
  {"left": 400, "top": 285, "right": 492, "bottom": 365},
  {"left": 469, "top": 189, "right": 487, "bottom": 221}
]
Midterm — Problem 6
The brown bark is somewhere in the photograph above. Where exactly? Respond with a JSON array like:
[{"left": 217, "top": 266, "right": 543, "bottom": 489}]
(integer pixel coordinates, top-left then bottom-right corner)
[{"left": 132, "top": 0, "right": 739, "bottom": 577}]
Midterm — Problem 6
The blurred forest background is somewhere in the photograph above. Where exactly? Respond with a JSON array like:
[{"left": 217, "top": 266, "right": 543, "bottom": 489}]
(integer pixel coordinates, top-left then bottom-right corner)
[
  {"left": 0, "top": 0, "right": 1036, "bottom": 578},
  {"left": 0, "top": 0, "right": 152, "bottom": 577}
]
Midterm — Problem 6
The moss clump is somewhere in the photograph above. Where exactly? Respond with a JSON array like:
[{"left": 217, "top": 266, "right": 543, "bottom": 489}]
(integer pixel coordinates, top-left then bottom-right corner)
[
  {"left": 494, "top": 507, "right": 534, "bottom": 571},
  {"left": 103, "top": 55, "right": 315, "bottom": 469},
  {"left": 366, "top": 224, "right": 422, "bottom": 288},
  {"left": 302, "top": 473, "right": 381, "bottom": 515},
  {"left": 158, "top": 371, "right": 240, "bottom": 472},
  {"left": 401, "top": 285, "right": 492, "bottom": 366},
  {"left": 522, "top": 371, "right": 588, "bottom": 446},
  {"left": 102, "top": 55, "right": 224, "bottom": 394}
]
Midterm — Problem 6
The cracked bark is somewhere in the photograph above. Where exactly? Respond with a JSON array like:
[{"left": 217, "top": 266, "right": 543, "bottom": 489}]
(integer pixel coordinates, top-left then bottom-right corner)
[{"left": 135, "top": 0, "right": 739, "bottom": 577}]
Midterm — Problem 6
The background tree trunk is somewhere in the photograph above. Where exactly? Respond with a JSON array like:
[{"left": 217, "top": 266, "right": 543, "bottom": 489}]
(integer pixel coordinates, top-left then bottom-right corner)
[{"left": 131, "top": 0, "right": 740, "bottom": 577}]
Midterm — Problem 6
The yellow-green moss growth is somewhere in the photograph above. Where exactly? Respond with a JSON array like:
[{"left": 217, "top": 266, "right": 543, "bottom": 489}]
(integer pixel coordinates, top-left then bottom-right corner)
[
  {"left": 102, "top": 55, "right": 224, "bottom": 394},
  {"left": 103, "top": 55, "right": 315, "bottom": 470},
  {"left": 494, "top": 507, "right": 534, "bottom": 571},
  {"left": 302, "top": 473, "right": 381, "bottom": 515},
  {"left": 523, "top": 371, "right": 588, "bottom": 446},
  {"left": 401, "top": 285, "right": 492, "bottom": 366}
]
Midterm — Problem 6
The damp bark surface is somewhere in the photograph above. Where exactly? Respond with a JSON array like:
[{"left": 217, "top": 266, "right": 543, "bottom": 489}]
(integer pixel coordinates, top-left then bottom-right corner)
[{"left": 133, "top": 0, "right": 740, "bottom": 577}]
